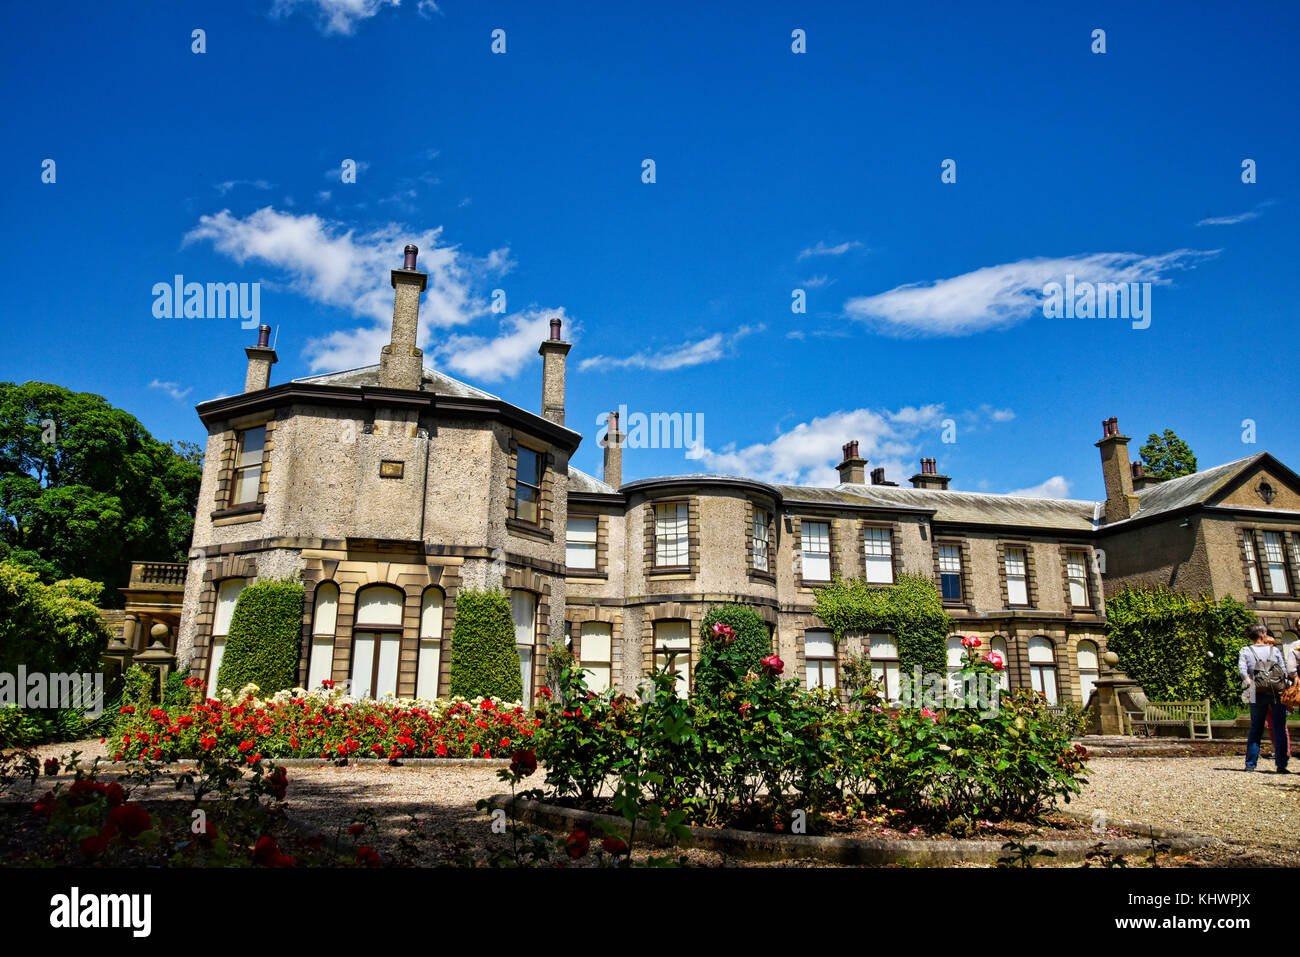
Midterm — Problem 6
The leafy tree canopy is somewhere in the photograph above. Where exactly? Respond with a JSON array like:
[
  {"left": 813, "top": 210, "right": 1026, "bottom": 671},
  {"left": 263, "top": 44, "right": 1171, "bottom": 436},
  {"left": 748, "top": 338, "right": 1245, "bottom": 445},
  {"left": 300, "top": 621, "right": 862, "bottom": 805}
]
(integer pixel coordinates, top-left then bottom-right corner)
[
  {"left": 1139, "top": 429, "right": 1198, "bottom": 480},
  {"left": 0, "top": 381, "right": 202, "bottom": 605}
]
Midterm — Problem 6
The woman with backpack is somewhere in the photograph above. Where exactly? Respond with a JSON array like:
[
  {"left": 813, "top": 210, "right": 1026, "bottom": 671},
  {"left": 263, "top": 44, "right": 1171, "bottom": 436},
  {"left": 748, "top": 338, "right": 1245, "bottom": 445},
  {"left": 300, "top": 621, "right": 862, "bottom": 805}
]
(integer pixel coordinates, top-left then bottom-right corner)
[{"left": 1239, "top": 624, "right": 1293, "bottom": 773}]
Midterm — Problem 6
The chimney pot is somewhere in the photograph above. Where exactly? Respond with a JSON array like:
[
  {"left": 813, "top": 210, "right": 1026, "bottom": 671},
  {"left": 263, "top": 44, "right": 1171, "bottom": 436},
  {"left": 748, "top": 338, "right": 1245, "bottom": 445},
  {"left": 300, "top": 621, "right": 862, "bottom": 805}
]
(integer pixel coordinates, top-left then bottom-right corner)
[
  {"left": 256, "top": 324, "right": 270, "bottom": 348},
  {"left": 610, "top": 410, "right": 619, "bottom": 431},
  {"left": 549, "top": 317, "right": 563, "bottom": 341},
  {"left": 403, "top": 244, "right": 418, "bottom": 270}
]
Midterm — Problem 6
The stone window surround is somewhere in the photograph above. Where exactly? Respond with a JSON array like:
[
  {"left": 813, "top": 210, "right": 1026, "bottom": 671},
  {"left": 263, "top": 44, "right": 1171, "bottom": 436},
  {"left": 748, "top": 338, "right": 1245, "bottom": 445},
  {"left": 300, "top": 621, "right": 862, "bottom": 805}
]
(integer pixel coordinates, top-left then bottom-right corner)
[
  {"left": 211, "top": 413, "right": 276, "bottom": 521},
  {"left": 858, "top": 518, "right": 903, "bottom": 584},
  {"left": 506, "top": 433, "right": 556, "bottom": 541},
  {"left": 192, "top": 555, "right": 260, "bottom": 693},
  {"left": 1059, "top": 545, "right": 1096, "bottom": 613},
  {"left": 1241, "top": 526, "right": 1300, "bottom": 600},
  {"left": 645, "top": 497, "right": 700, "bottom": 576},
  {"left": 297, "top": 557, "right": 461, "bottom": 699},
  {"left": 793, "top": 514, "right": 839, "bottom": 589},
  {"left": 744, "top": 499, "right": 777, "bottom": 582},
  {"left": 641, "top": 605, "right": 701, "bottom": 685},
  {"left": 996, "top": 541, "right": 1039, "bottom": 610},
  {"left": 566, "top": 605, "right": 623, "bottom": 691},
  {"left": 565, "top": 511, "right": 610, "bottom": 579},
  {"left": 932, "top": 537, "right": 973, "bottom": 608}
]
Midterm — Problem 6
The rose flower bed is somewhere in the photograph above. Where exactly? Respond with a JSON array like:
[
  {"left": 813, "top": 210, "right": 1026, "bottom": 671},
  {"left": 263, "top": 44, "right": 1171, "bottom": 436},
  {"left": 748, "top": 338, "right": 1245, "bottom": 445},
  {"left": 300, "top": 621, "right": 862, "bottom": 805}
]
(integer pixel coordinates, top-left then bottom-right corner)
[{"left": 111, "top": 680, "right": 539, "bottom": 763}]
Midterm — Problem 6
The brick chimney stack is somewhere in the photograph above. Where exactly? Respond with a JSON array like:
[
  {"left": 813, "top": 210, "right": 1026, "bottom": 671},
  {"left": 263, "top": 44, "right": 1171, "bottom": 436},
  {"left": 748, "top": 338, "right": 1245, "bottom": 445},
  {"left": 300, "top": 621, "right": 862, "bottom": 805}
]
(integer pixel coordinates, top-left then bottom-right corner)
[
  {"left": 870, "top": 466, "right": 898, "bottom": 487},
  {"left": 538, "top": 317, "right": 571, "bottom": 425},
  {"left": 1130, "top": 460, "right": 1162, "bottom": 492},
  {"left": 244, "top": 323, "right": 277, "bottom": 393},
  {"left": 910, "top": 457, "right": 951, "bottom": 490},
  {"left": 601, "top": 409, "right": 625, "bottom": 488},
  {"left": 836, "top": 440, "right": 867, "bottom": 484},
  {"left": 379, "top": 244, "right": 427, "bottom": 391},
  {"left": 1096, "top": 417, "right": 1140, "bottom": 522}
]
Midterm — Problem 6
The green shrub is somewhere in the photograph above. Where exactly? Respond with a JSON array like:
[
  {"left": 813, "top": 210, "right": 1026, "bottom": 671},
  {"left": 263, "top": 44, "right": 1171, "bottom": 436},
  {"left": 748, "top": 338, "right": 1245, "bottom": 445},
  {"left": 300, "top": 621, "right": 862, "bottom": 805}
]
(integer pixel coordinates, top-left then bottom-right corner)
[
  {"left": 1105, "top": 586, "right": 1254, "bottom": 706},
  {"left": 0, "top": 559, "right": 111, "bottom": 676},
  {"left": 812, "top": 573, "right": 949, "bottom": 677},
  {"left": 693, "top": 604, "right": 772, "bottom": 702},
  {"left": 163, "top": 668, "right": 197, "bottom": 708},
  {"left": 448, "top": 589, "right": 523, "bottom": 702},
  {"left": 215, "top": 580, "right": 305, "bottom": 696}
]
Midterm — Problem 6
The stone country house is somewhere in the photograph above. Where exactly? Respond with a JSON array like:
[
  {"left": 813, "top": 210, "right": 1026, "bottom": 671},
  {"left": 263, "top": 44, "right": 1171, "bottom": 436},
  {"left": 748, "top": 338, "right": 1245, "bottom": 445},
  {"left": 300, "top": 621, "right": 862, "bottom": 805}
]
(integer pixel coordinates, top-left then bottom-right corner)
[{"left": 115, "top": 246, "right": 1300, "bottom": 707}]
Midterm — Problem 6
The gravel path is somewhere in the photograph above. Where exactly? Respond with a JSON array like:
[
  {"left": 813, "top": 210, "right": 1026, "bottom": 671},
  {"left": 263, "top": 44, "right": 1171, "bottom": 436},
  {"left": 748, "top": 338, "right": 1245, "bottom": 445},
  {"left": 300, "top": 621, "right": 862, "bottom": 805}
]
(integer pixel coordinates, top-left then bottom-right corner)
[{"left": 1077, "top": 757, "right": 1300, "bottom": 866}]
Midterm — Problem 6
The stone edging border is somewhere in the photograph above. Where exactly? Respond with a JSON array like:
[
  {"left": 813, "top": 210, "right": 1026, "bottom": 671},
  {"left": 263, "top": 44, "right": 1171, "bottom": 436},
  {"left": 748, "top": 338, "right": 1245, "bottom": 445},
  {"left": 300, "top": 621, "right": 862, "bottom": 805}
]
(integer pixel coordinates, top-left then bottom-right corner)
[
  {"left": 487, "top": 794, "right": 1218, "bottom": 866},
  {"left": 86, "top": 758, "right": 512, "bottom": 770}
]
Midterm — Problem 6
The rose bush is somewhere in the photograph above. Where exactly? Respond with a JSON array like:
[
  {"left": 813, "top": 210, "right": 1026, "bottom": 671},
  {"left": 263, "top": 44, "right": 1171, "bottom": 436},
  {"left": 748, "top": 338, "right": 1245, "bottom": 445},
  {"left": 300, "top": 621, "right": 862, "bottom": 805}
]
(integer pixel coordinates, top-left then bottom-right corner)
[{"left": 111, "top": 683, "right": 539, "bottom": 762}]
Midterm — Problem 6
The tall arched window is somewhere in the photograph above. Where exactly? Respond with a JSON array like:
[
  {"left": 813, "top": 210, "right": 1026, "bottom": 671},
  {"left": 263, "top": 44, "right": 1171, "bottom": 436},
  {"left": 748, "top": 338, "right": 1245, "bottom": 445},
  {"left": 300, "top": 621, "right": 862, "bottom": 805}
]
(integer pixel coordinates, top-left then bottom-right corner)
[
  {"left": 804, "top": 629, "right": 836, "bottom": 690},
  {"left": 869, "top": 633, "right": 900, "bottom": 702},
  {"left": 1028, "top": 636, "right": 1059, "bottom": 705},
  {"left": 1076, "top": 640, "right": 1100, "bottom": 705},
  {"left": 945, "top": 635, "right": 966, "bottom": 695},
  {"left": 207, "top": 578, "right": 246, "bottom": 698},
  {"left": 653, "top": 620, "right": 691, "bottom": 697},
  {"left": 511, "top": 590, "right": 537, "bottom": 702},
  {"left": 307, "top": 582, "right": 339, "bottom": 691},
  {"left": 990, "top": 636, "right": 1010, "bottom": 691},
  {"left": 351, "top": 585, "right": 404, "bottom": 700},
  {"left": 416, "top": 588, "right": 444, "bottom": 700}
]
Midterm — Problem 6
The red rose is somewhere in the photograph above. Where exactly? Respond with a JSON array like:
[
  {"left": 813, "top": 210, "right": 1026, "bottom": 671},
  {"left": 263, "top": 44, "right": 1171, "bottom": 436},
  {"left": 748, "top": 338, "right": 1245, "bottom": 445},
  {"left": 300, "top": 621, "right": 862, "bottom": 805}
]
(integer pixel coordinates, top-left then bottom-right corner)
[
  {"left": 79, "top": 834, "right": 109, "bottom": 857},
  {"left": 32, "top": 791, "right": 55, "bottom": 817},
  {"left": 42, "top": 758, "right": 58, "bottom": 776},
  {"left": 104, "top": 804, "right": 152, "bottom": 841},
  {"left": 600, "top": 837, "right": 629, "bottom": 856},
  {"left": 348, "top": 823, "right": 365, "bottom": 837},
  {"left": 565, "top": 830, "right": 590, "bottom": 859},
  {"left": 509, "top": 749, "right": 538, "bottom": 777},
  {"left": 760, "top": 654, "right": 785, "bottom": 676},
  {"left": 357, "top": 845, "right": 381, "bottom": 868},
  {"left": 105, "top": 781, "right": 125, "bottom": 807}
]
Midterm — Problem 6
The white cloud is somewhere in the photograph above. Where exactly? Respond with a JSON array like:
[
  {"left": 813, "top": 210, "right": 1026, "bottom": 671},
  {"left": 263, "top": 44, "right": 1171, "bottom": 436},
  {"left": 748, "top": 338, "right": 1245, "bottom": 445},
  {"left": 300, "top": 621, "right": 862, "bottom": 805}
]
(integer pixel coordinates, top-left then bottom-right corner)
[
  {"left": 216, "top": 179, "right": 273, "bottom": 196},
  {"left": 149, "top": 379, "right": 192, "bottom": 402},
  {"left": 1196, "top": 199, "right": 1275, "bottom": 227},
  {"left": 1007, "top": 475, "right": 1073, "bottom": 499},
  {"left": 801, "top": 274, "right": 832, "bottom": 288},
  {"left": 579, "top": 326, "right": 759, "bottom": 373},
  {"left": 184, "top": 207, "right": 533, "bottom": 373},
  {"left": 691, "top": 405, "right": 952, "bottom": 487},
  {"left": 269, "top": 0, "right": 399, "bottom": 34},
  {"left": 798, "top": 240, "right": 863, "bottom": 260},
  {"left": 438, "top": 309, "right": 567, "bottom": 383},
  {"left": 843, "top": 249, "right": 1218, "bottom": 337}
]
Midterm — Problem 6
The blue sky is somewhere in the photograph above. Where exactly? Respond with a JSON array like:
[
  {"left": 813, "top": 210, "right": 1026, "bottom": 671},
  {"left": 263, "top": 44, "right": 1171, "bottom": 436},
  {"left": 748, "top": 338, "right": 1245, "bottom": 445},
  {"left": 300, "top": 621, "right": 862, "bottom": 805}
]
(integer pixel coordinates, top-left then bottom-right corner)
[{"left": 2, "top": 0, "right": 1297, "bottom": 499}]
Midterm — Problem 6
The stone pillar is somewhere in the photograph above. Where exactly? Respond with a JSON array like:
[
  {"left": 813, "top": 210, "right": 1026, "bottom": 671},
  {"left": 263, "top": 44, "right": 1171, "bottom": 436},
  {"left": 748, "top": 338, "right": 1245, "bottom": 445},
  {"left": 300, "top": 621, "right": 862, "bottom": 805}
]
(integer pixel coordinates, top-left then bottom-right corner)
[
  {"left": 602, "top": 410, "right": 625, "bottom": 488},
  {"left": 538, "top": 317, "right": 571, "bottom": 425},
  {"left": 379, "top": 244, "right": 428, "bottom": 391},
  {"left": 135, "top": 623, "right": 178, "bottom": 698}
]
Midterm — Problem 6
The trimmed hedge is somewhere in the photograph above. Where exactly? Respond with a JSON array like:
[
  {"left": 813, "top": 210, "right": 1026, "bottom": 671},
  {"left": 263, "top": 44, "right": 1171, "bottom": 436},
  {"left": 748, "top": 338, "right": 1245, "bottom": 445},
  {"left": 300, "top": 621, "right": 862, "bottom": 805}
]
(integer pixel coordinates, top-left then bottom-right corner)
[
  {"left": 694, "top": 603, "right": 772, "bottom": 701},
  {"left": 449, "top": 588, "right": 523, "bottom": 702},
  {"left": 811, "top": 573, "right": 949, "bottom": 677},
  {"left": 1105, "top": 585, "right": 1254, "bottom": 706},
  {"left": 215, "top": 579, "right": 305, "bottom": 696}
]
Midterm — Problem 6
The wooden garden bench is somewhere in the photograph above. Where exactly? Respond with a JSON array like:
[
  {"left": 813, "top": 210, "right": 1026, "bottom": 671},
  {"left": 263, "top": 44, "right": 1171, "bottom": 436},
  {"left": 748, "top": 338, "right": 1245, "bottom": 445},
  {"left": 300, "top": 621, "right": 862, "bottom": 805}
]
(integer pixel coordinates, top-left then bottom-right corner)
[{"left": 1131, "top": 699, "right": 1213, "bottom": 740}]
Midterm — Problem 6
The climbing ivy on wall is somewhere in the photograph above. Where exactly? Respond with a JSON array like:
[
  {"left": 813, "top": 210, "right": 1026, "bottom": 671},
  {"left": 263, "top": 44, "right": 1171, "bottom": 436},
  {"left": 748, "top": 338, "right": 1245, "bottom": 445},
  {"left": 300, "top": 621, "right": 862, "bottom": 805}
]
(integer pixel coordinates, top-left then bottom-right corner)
[
  {"left": 812, "top": 573, "right": 950, "bottom": 677},
  {"left": 1105, "top": 585, "right": 1254, "bottom": 706}
]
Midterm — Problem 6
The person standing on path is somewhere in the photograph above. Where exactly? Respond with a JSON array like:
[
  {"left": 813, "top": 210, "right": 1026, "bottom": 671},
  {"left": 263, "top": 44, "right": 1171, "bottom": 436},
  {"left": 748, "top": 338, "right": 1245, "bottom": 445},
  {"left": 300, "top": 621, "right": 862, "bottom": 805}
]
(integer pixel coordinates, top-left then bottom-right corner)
[
  {"left": 1239, "top": 624, "right": 1292, "bottom": 773},
  {"left": 1262, "top": 635, "right": 1293, "bottom": 760}
]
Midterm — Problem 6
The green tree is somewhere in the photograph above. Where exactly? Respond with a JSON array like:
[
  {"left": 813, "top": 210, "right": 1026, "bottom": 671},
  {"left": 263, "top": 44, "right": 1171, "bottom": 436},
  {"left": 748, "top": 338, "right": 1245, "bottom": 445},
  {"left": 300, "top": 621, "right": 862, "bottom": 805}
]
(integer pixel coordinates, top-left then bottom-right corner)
[
  {"left": 0, "top": 559, "right": 111, "bottom": 676},
  {"left": 1139, "top": 430, "right": 1198, "bottom": 480},
  {"left": 0, "top": 381, "right": 203, "bottom": 604},
  {"left": 448, "top": 589, "right": 523, "bottom": 702},
  {"left": 215, "top": 580, "right": 305, "bottom": 696}
]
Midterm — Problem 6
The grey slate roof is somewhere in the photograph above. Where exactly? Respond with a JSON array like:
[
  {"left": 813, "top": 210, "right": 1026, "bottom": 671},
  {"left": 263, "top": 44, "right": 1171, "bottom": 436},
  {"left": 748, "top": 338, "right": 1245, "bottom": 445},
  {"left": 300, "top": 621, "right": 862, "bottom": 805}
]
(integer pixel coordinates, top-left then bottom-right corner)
[
  {"left": 783, "top": 483, "right": 1100, "bottom": 530},
  {"left": 293, "top": 364, "right": 500, "bottom": 400},
  {"left": 1127, "top": 453, "right": 1266, "bottom": 519},
  {"left": 568, "top": 466, "right": 617, "bottom": 495}
]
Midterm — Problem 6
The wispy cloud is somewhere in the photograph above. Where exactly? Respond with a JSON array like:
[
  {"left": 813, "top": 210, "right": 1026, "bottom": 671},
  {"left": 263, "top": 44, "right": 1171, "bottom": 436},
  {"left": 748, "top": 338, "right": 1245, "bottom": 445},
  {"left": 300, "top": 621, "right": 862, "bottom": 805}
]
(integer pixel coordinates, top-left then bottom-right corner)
[
  {"left": 843, "top": 249, "right": 1218, "bottom": 337},
  {"left": 184, "top": 207, "right": 545, "bottom": 375},
  {"left": 690, "top": 404, "right": 993, "bottom": 487},
  {"left": 578, "top": 325, "right": 759, "bottom": 372},
  {"left": 801, "top": 274, "right": 833, "bottom": 289},
  {"left": 1007, "top": 475, "right": 1072, "bottom": 499},
  {"left": 440, "top": 309, "right": 566, "bottom": 383},
  {"left": 1196, "top": 198, "right": 1276, "bottom": 227},
  {"left": 149, "top": 379, "right": 192, "bottom": 402},
  {"left": 798, "top": 240, "right": 863, "bottom": 261},
  {"left": 216, "top": 179, "right": 273, "bottom": 196},
  {"left": 269, "top": 0, "right": 399, "bottom": 35}
]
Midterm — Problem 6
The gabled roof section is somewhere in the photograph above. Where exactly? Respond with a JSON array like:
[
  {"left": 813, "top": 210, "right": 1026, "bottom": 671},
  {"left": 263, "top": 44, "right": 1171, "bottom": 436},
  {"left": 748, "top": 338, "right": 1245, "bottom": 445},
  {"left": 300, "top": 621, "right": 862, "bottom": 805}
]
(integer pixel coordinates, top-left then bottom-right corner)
[
  {"left": 1128, "top": 453, "right": 1267, "bottom": 517},
  {"left": 292, "top": 364, "right": 500, "bottom": 401}
]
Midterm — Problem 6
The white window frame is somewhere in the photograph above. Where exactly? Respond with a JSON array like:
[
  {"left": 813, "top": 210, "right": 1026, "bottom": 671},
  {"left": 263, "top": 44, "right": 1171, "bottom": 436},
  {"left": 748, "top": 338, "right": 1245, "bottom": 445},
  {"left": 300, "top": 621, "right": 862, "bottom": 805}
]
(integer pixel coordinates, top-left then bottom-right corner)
[
  {"left": 868, "top": 633, "right": 900, "bottom": 702},
  {"left": 653, "top": 621, "right": 691, "bottom": 697},
  {"left": 566, "top": 516, "right": 599, "bottom": 571},
  {"left": 230, "top": 426, "right": 266, "bottom": 506},
  {"left": 351, "top": 585, "right": 404, "bottom": 700},
  {"left": 207, "top": 578, "right": 246, "bottom": 698},
  {"left": 416, "top": 588, "right": 444, "bottom": 700},
  {"left": 1076, "top": 640, "right": 1100, "bottom": 705},
  {"left": 804, "top": 629, "right": 836, "bottom": 690},
  {"left": 1066, "top": 550, "right": 1090, "bottom": 607},
  {"left": 863, "top": 526, "right": 894, "bottom": 584},
  {"left": 307, "top": 582, "right": 339, "bottom": 691},
  {"left": 937, "top": 544, "right": 962, "bottom": 601},
  {"left": 1028, "top": 636, "right": 1059, "bottom": 705},
  {"left": 579, "top": 621, "right": 613, "bottom": 693},
  {"left": 511, "top": 590, "right": 537, "bottom": 702},
  {"left": 654, "top": 502, "right": 690, "bottom": 568},
  {"left": 1262, "top": 532, "right": 1290, "bottom": 594},
  {"left": 1005, "top": 547, "right": 1029, "bottom": 607},
  {"left": 802, "top": 520, "right": 832, "bottom": 583},
  {"left": 752, "top": 508, "right": 770, "bottom": 572},
  {"left": 1243, "top": 533, "right": 1263, "bottom": 593}
]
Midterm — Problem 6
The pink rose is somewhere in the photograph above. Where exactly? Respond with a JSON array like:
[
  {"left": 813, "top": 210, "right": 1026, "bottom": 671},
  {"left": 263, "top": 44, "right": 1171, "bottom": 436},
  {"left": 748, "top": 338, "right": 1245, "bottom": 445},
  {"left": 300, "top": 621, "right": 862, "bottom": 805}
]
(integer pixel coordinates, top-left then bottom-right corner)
[
  {"left": 982, "top": 652, "right": 1004, "bottom": 671},
  {"left": 760, "top": 654, "right": 784, "bottom": 676}
]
